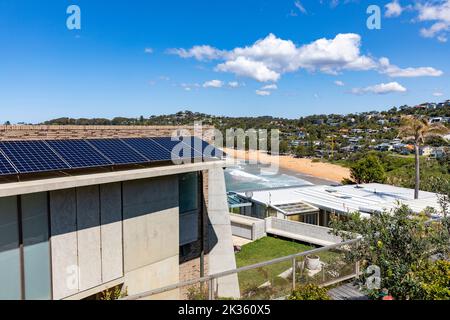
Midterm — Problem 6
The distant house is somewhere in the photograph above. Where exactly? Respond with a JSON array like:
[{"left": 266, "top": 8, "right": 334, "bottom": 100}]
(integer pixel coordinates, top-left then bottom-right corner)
[
  {"left": 375, "top": 143, "right": 394, "bottom": 152},
  {"left": 297, "top": 131, "right": 307, "bottom": 139},
  {"left": 312, "top": 119, "right": 325, "bottom": 125},
  {"left": 420, "top": 146, "right": 433, "bottom": 157},
  {"left": 430, "top": 117, "right": 444, "bottom": 124},
  {"left": 430, "top": 147, "right": 447, "bottom": 159}
]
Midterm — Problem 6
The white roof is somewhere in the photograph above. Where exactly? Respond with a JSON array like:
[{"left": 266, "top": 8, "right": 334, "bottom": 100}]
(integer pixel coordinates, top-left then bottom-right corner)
[{"left": 238, "top": 183, "right": 443, "bottom": 217}]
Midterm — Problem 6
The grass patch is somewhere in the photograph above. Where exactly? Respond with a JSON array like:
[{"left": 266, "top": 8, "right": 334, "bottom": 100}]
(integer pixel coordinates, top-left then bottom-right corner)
[{"left": 235, "top": 237, "right": 314, "bottom": 297}]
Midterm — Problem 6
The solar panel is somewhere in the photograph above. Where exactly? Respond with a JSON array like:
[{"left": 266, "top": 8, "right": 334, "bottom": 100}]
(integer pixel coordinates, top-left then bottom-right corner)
[
  {"left": 0, "top": 141, "right": 70, "bottom": 174},
  {"left": 151, "top": 137, "right": 201, "bottom": 161},
  {"left": 0, "top": 152, "right": 18, "bottom": 176},
  {"left": 188, "top": 137, "right": 224, "bottom": 159},
  {"left": 121, "top": 138, "right": 173, "bottom": 162},
  {"left": 0, "top": 137, "right": 222, "bottom": 176},
  {"left": 47, "top": 139, "right": 113, "bottom": 169},
  {"left": 86, "top": 139, "right": 148, "bottom": 165}
]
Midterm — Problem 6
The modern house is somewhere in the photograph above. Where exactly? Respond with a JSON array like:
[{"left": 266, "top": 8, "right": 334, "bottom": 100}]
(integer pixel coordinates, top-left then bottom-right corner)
[
  {"left": 231, "top": 183, "right": 443, "bottom": 226},
  {"left": 0, "top": 125, "right": 240, "bottom": 300}
]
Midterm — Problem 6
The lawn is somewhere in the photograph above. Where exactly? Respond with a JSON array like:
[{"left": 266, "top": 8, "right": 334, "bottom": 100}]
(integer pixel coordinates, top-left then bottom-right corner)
[{"left": 235, "top": 237, "right": 314, "bottom": 297}]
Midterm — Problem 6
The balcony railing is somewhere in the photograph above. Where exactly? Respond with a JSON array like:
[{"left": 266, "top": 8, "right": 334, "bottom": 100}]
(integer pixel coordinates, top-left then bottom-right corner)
[{"left": 122, "top": 238, "right": 362, "bottom": 300}]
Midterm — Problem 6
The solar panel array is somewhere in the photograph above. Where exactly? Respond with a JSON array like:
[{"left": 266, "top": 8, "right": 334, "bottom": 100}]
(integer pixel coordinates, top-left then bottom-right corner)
[{"left": 0, "top": 137, "right": 222, "bottom": 176}]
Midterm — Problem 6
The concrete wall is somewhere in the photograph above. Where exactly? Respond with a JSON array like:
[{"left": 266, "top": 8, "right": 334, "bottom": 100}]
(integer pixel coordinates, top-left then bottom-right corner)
[
  {"left": 3, "top": 163, "right": 237, "bottom": 300},
  {"left": 50, "top": 189, "right": 79, "bottom": 299},
  {"left": 122, "top": 176, "right": 180, "bottom": 299},
  {"left": 266, "top": 217, "right": 343, "bottom": 246},
  {"left": 49, "top": 175, "right": 182, "bottom": 299},
  {"left": 229, "top": 214, "right": 266, "bottom": 241},
  {"left": 207, "top": 168, "right": 240, "bottom": 299},
  {"left": 99, "top": 183, "right": 123, "bottom": 283}
]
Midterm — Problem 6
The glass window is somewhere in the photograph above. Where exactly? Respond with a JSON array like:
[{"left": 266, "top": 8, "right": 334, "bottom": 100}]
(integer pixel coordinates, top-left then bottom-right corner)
[
  {"left": 179, "top": 173, "right": 199, "bottom": 213},
  {"left": 179, "top": 173, "right": 199, "bottom": 246},
  {"left": 22, "top": 193, "right": 51, "bottom": 300},
  {"left": 0, "top": 196, "right": 21, "bottom": 300}
]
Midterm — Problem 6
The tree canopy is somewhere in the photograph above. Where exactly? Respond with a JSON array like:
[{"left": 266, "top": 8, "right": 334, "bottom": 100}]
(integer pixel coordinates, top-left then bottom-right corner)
[{"left": 350, "top": 154, "right": 386, "bottom": 184}]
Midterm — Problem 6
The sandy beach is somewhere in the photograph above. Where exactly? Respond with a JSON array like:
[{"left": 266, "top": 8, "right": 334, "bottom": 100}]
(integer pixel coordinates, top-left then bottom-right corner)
[{"left": 223, "top": 148, "right": 351, "bottom": 183}]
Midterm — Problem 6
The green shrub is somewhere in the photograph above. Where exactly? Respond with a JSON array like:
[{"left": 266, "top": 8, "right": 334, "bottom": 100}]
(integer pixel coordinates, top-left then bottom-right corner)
[
  {"left": 410, "top": 260, "right": 450, "bottom": 300},
  {"left": 288, "top": 284, "right": 330, "bottom": 300}
]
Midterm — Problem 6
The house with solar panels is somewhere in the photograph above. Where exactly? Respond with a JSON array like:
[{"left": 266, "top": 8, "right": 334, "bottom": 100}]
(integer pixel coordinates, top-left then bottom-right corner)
[{"left": 0, "top": 125, "right": 240, "bottom": 300}]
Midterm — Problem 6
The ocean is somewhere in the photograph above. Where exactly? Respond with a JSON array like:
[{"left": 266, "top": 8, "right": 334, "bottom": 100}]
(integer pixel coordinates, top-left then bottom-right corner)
[{"left": 224, "top": 160, "right": 334, "bottom": 192}]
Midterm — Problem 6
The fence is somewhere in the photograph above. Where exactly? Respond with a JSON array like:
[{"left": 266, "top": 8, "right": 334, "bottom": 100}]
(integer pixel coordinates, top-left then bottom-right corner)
[{"left": 122, "top": 238, "right": 361, "bottom": 300}]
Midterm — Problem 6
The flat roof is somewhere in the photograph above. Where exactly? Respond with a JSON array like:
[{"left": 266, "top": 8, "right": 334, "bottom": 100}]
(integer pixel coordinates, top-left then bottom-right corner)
[{"left": 237, "top": 183, "right": 443, "bottom": 217}]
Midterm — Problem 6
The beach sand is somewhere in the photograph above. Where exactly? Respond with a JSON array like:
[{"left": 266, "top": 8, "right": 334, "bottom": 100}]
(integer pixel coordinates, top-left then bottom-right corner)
[{"left": 223, "top": 148, "right": 351, "bottom": 183}]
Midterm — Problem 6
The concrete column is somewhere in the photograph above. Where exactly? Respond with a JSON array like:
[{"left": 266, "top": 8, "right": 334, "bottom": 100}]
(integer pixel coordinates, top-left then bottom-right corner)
[{"left": 207, "top": 167, "right": 240, "bottom": 299}]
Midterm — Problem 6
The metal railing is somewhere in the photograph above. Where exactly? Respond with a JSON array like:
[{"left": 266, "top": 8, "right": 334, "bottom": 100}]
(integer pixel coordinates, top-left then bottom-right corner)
[{"left": 122, "top": 237, "right": 361, "bottom": 300}]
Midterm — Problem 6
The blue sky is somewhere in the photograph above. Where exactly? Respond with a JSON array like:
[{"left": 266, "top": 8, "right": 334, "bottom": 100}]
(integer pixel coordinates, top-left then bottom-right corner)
[{"left": 0, "top": 0, "right": 449, "bottom": 123}]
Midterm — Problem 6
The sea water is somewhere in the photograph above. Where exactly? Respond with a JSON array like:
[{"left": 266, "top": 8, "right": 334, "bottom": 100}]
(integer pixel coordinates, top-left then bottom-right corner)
[{"left": 224, "top": 160, "right": 328, "bottom": 192}]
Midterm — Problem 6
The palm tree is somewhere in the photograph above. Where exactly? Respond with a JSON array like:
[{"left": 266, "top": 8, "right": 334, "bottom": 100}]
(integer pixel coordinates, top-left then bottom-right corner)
[{"left": 398, "top": 116, "right": 448, "bottom": 199}]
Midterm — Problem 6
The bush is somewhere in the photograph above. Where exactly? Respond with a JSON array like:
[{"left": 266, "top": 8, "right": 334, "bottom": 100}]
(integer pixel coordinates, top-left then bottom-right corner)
[
  {"left": 350, "top": 154, "right": 386, "bottom": 184},
  {"left": 410, "top": 260, "right": 450, "bottom": 300},
  {"left": 288, "top": 284, "right": 330, "bottom": 300},
  {"left": 186, "top": 285, "right": 209, "bottom": 300}
]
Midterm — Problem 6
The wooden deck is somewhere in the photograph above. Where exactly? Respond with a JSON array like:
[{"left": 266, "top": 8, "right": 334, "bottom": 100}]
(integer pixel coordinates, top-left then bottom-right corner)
[{"left": 328, "top": 283, "right": 369, "bottom": 300}]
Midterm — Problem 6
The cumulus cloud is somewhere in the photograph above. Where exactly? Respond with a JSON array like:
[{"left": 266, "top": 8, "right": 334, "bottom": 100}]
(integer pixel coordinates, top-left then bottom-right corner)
[
  {"left": 256, "top": 90, "right": 271, "bottom": 96},
  {"left": 216, "top": 56, "right": 281, "bottom": 82},
  {"left": 228, "top": 81, "right": 240, "bottom": 88},
  {"left": 203, "top": 80, "right": 223, "bottom": 88},
  {"left": 169, "top": 33, "right": 443, "bottom": 82},
  {"left": 385, "top": 1, "right": 403, "bottom": 18},
  {"left": 334, "top": 80, "right": 345, "bottom": 86},
  {"left": 351, "top": 82, "right": 407, "bottom": 95},
  {"left": 378, "top": 57, "right": 443, "bottom": 77},
  {"left": 144, "top": 48, "right": 154, "bottom": 54},
  {"left": 433, "top": 91, "right": 444, "bottom": 97}
]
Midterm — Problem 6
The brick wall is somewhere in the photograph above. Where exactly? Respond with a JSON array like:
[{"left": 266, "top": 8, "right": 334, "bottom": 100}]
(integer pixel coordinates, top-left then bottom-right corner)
[{"left": 0, "top": 125, "right": 215, "bottom": 141}]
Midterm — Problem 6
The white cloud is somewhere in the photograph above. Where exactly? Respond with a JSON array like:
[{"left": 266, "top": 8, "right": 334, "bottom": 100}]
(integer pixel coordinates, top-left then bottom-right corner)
[
  {"left": 378, "top": 57, "right": 443, "bottom": 77},
  {"left": 417, "top": 0, "right": 450, "bottom": 41},
  {"left": 228, "top": 81, "right": 240, "bottom": 88},
  {"left": 256, "top": 90, "right": 271, "bottom": 96},
  {"left": 216, "top": 56, "right": 281, "bottom": 82},
  {"left": 168, "top": 45, "right": 225, "bottom": 61},
  {"left": 385, "top": 1, "right": 403, "bottom": 18},
  {"left": 433, "top": 92, "right": 444, "bottom": 97},
  {"left": 170, "top": 33, "right": 442, "bottom": 82},
  {"left": 351, "top": 82, "right": 407, "bottom": 95},
  {"left": 203, "top": 80, "right": 223, "bottom": 88},
  {"left": 334, "top": 80, "right": 345, "bottom": 86},
  {"left": 261, "top": 84, "right": 278, "bottom": 90},
  {"left": 144, "top": 48, "right": 154, "bottom": 54},
  {"left": 294, "top": 1, "right": 307, "bottom": 14}
]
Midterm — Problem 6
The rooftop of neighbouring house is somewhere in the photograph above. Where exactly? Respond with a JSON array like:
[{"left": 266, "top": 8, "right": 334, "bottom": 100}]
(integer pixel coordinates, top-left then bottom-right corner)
[{"left": 237, "top": 183, "right": 443, "bottom": 217}]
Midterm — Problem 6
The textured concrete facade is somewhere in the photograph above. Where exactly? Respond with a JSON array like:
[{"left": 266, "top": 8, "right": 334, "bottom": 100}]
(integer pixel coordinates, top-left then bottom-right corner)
[
  {"left": 1, "top": 160, "right": 237, "bottom": 300},
  {"left": 122, "top": 176, "right": 180, "bottom": 298}
]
